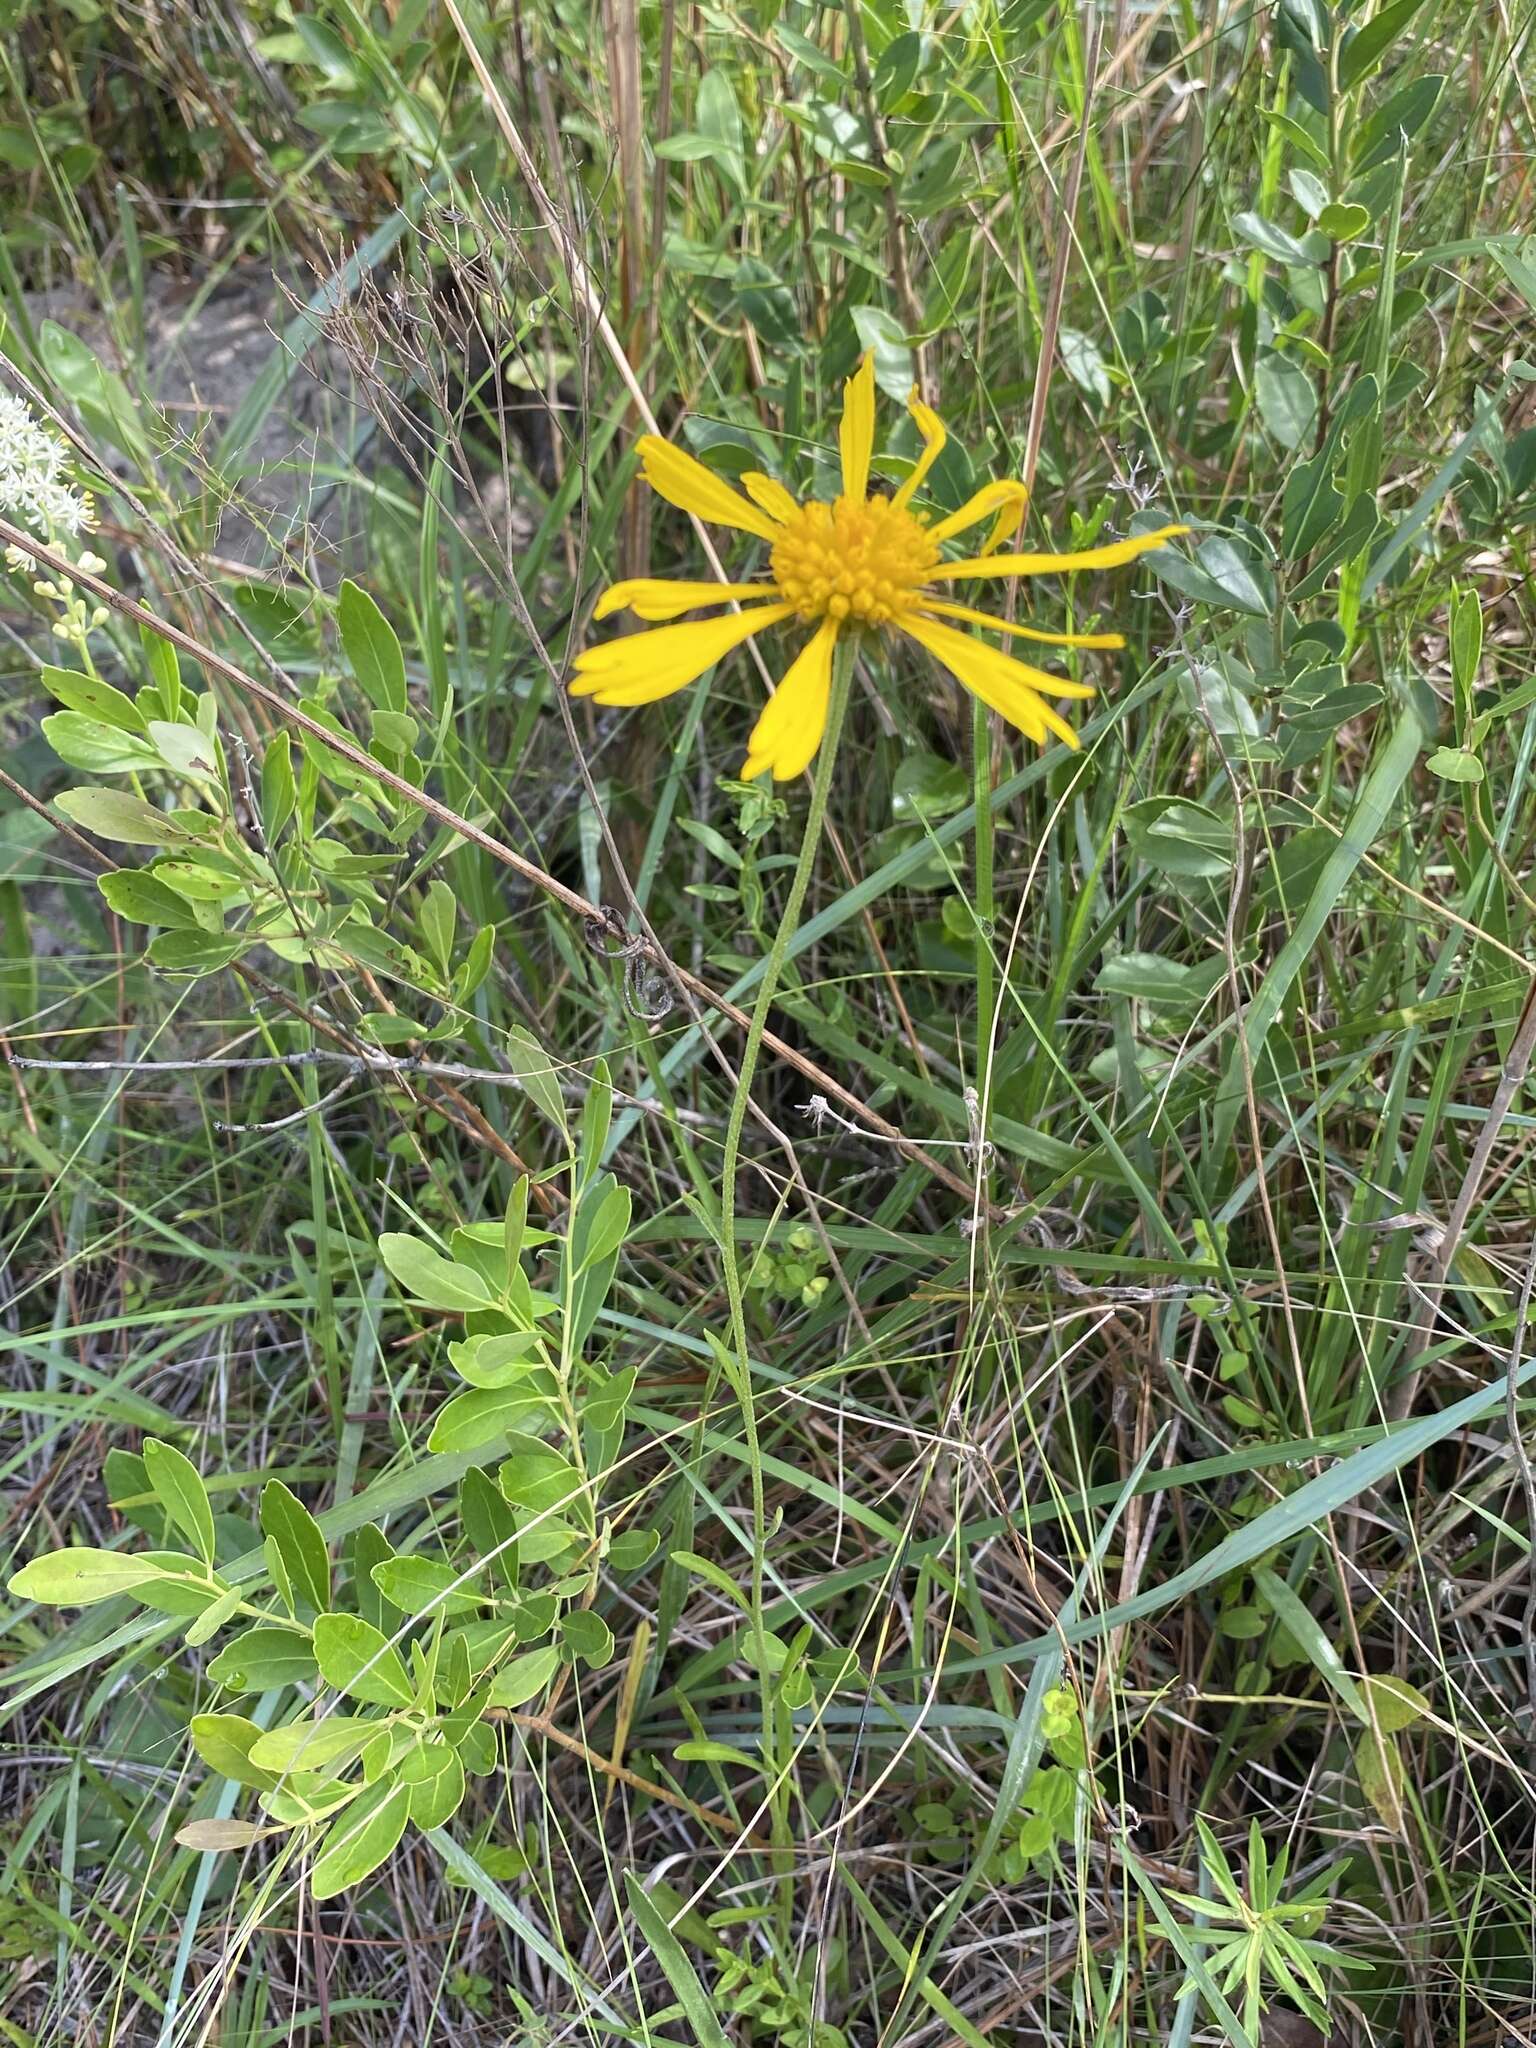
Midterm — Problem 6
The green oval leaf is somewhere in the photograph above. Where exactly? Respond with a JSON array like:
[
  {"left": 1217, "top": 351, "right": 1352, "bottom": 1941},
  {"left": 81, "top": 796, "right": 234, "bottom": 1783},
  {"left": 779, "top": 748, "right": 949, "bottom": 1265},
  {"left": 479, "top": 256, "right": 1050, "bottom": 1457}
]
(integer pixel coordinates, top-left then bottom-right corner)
[
  {"left": 337, "top": 579, "right": 407, "bottom": 714},
  {"left": 42, "top": 666, "right": 145, "bottom": 733},
  {"left": 1317, "top": 200, "right": 1370, "bottom": 241},
  {"left": 97, "top": 868, "right": 203, "bottom": 929},
  {"left": 405, "top": 1748, "right": 465, "bottom": 1829},
  {"left": 559, "top": 1608, "right": 615, "bottom": 1669},
  {"left": 42, "top": 713, "right": 160, "bottom": 775},
  {"left": 313, "top": 1612, "right": 414, "bottom": 1707},
  {"left": 260, "top": 1480, "right": 331, "bottom": 1613},
  {"left": 891, "top": 751, "right": 969, "bottom": 824},
  {"left": 501, "top": 1023, "right": 568, "bottom": 1135},
  {"left": 1426, "top": 745, "right": 1483, "bottom": 784},
  {"left": 498, "top": 1442, "right": 582, "bottom": 1516},
  {"left": 428, "top": 1384, "right": 554, "bottom": 1454},
  {"left": 9, "top": 1546, "right": 169, "bottom": 1607},
  {"left": 190, "top": 1712, "right": 280, "bottom": 1791},
  {"left": 379, "top": 1233, "right": 493, "bottom": 1312},
  {"left": 1255, "top": 352, "right": 1318, "bottom": 451},
  {"left": 372, "top": 1555, "right": 483, "bottom": 1618},
  {"left": 1360, "top": 1672, "right": 1430, "bottom": 1734},
  {"left": 1339, "top": 0, "right": 1430, "bottom": 86},
  {"left": 142, "top": 1437, "right": 215, "bottom": 1564},
  {"left": 447, "top": 1330, "right": 544, "bottom": 1388},
  {"left": 247, "top": 1715, "right": 374, "bottom": 1776},
  {"left": 486, "top": 1644, "right": 561, "bottom": 1708},
  {"left": 146, "top": 930, "right": 247, "bottom": 975},
  {"left": 208, "top": 1626, "right": 319, "bottom": 1693},
  {"left": 1122, "top": 797, "right": 1233, "bottom": 879},
  {"left": 310, "top": 1776, "right": 411, "bottom": 1899}
]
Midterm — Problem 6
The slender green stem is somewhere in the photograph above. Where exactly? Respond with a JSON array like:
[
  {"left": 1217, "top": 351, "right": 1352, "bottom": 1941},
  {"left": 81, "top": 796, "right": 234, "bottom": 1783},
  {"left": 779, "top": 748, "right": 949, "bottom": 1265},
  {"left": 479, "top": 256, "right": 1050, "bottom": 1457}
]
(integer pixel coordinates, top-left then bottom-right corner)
[
  {"left": 303, "top": 1052, "right": 344, "bottom": 1438},
  {"left": 717, "top": 633, "right": 855, "bottom": 1841},
  {"left": 971, "top": 693, "right": 996, "bottom": 1200}
]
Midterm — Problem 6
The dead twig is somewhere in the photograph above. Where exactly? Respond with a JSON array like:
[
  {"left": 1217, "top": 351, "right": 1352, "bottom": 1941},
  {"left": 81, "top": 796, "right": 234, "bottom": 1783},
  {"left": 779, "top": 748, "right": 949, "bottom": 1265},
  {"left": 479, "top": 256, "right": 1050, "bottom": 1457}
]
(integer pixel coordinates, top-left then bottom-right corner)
[
  {"left": 1393, "top": 975, "right": 1536, "bottom": 1420},
  {"left": 492, "top": 1707, "right": 773, "bottom": 1852}
]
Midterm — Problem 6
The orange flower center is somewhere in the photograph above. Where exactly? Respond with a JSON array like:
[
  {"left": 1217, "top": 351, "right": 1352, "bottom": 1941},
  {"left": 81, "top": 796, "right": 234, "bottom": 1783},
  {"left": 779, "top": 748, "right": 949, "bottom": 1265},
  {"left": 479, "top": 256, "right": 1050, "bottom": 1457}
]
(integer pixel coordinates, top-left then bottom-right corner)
[{"left": 770, "top": 494, "right": 940, "bottom": 626}]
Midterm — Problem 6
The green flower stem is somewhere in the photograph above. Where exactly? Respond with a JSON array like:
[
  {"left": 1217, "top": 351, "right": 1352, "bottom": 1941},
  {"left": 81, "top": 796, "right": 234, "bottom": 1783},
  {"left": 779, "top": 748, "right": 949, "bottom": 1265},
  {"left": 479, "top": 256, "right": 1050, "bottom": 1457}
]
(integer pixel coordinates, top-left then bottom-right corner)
[
  {"left": 716, "top": 631, "right": 855, "bottom": 1845},
  {"left": 971, "top": 692, "right": 996, "bottom": 1204}
]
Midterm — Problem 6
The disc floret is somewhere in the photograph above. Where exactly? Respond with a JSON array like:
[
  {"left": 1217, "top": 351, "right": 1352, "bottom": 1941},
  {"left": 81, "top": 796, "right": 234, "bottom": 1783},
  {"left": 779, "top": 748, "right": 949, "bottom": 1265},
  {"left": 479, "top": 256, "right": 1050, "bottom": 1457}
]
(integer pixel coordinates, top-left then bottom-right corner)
[{"left": 770, "top": 494, "right": 941, "bottom": 626}]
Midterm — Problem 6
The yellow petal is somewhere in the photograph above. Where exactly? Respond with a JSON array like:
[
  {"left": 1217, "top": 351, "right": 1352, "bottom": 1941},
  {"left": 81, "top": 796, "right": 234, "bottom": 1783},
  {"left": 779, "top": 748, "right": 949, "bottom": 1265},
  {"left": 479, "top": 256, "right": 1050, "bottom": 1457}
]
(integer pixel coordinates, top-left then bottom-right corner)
[
  {"left": 891, "top": 393, "right": 947, "bottom": 512},
  {"left": 741, "top": 472, "right": 801, "bottom": 524},
  {"left": 1032, "top": 698, "right": 1084, "bottom": 748},
  {"left": 900, "top": 613, "right": 1091, "bottom": 750},
  {"left": 838, "top": 352, "right": 877, "bottom": 504},
  {"left": 740, "top": 617, "right": 840, "bottom": 782},
  {"left": 916, "top": 598, "right": 1125, "bottom": 650},
  {"left": 933, "top": 523, "right": 1191, "bottom": 582},
  {"left": 979, "top": 488, "right": 1029, "bottom": 554},
  {"left": 571, "top": 603, "right": 794, "bottom": 707},
  {"left": 595, "top": 579, "right": 777, "bottom": 622},
  {"left": 636, "top": 436, "right": 783, "bottom": 541},
  {"left": 927, "top": 480, "right": 1030, "bottom": 546},
  {"left": 910, "top": 611, "right": 1096, "bottom": 699}
]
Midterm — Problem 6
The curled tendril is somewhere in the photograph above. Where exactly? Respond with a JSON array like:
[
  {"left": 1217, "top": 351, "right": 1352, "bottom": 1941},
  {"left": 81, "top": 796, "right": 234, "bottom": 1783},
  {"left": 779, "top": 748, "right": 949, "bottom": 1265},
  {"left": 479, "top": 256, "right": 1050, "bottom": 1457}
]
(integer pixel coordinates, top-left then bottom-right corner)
[{"left": 583, "top": 907, "right": 676, "bottom": 1022}]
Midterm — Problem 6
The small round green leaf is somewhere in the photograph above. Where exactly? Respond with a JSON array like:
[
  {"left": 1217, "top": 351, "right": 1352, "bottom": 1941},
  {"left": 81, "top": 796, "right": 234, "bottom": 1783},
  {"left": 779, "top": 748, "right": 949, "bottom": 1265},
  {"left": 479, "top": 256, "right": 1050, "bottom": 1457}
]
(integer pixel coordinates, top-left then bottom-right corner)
[{"left": 559, "top": 1608, "right": 615, "bottom": 1669}]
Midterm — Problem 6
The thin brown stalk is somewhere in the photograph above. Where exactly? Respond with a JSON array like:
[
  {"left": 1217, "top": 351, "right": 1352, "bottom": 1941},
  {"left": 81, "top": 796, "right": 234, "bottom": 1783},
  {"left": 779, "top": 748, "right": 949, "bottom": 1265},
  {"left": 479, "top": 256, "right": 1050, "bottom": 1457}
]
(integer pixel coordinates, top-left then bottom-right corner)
[
  {"left": 1021, "top": 11, "right": 1103, "bottom": 504},
  {"left": 1391, "top": 975, "right": 1536, "bottom": 1421},
  {"left": 836, "top": 0, "right": 924, "bottom": 377},
  {"left": 494, "top": 1707, "right": 773, "bottom": 1850}
]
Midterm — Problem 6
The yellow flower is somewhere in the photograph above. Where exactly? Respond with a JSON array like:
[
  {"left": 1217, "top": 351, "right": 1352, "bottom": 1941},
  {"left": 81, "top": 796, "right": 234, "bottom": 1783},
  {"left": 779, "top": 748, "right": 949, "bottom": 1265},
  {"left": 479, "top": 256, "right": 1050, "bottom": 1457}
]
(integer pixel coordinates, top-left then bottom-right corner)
[{"left": 571, "top": 354, "right": 1188, "bottom": 781}]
